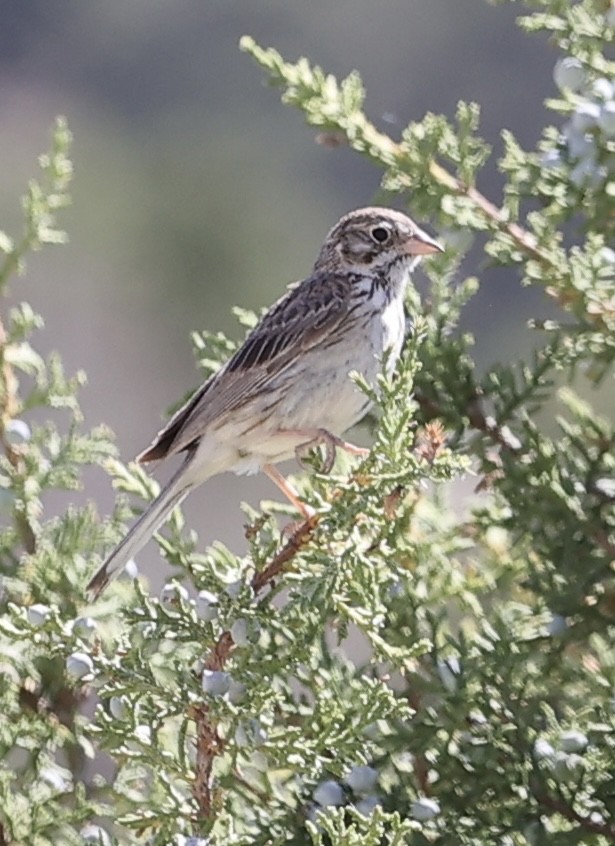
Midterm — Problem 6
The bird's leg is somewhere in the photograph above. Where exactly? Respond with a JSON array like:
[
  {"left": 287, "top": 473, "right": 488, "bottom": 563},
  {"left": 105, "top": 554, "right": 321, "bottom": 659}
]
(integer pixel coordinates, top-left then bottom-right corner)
[
  {"left": 263, "top": 464, "right": 314, "bottom": 518},
  {"left": 283, "top": 427, "right": 370, "bottom": 474},
  {"left": 263, "top": 429, "right": 369, "bottom": 518}
]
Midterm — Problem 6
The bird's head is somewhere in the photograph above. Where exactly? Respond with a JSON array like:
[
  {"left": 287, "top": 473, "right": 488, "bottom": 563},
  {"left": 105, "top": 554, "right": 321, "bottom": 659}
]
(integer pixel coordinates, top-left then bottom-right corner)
[{"left": 315, "top": 206, "right": 442, "bottom": 275}]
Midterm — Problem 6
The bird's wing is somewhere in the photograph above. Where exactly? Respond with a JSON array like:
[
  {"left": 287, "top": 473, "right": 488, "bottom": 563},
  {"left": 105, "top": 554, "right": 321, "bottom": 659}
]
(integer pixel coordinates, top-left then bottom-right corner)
[{"left": 138, "top": 271, "right": 351, "bottom": 462}]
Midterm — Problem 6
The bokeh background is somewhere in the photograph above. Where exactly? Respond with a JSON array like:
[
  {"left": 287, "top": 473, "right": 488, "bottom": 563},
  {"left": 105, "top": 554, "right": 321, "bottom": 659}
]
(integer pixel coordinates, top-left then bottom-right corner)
[{"left": 1, "top": 1, "right": 558, "bottom": 587}]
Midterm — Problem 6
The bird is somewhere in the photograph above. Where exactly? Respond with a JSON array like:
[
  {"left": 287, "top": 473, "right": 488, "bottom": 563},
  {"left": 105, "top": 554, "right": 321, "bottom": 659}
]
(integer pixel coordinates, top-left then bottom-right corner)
[{"left": 86, "top": 207, "right": 442, "bottom": 599}]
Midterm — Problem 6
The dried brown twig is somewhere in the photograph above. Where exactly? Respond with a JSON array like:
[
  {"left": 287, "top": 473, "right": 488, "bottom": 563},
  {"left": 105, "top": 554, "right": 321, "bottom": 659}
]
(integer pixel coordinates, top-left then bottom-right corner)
[
  {"left": 191, "top": 514, "right": 319, "bottom": 821},
  {"left": 427, "top": 159, "right": 548, "bottom": 265}
]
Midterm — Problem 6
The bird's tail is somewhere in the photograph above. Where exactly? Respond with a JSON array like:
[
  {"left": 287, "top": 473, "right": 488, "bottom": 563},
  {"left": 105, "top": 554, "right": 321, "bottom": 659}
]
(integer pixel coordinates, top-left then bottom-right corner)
[{"left": 86, "top": 457, "right": 196, "bottom": 600}]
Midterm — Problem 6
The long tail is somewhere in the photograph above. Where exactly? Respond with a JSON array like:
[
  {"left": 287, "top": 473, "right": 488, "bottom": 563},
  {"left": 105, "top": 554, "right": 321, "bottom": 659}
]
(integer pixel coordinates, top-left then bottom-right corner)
[{"left": 86, "top": 457, "right": 196, "bottom": 600}]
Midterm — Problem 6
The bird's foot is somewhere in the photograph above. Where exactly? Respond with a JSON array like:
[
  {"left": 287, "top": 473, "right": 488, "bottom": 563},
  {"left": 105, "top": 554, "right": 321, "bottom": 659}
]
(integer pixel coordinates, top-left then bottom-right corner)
[{"left": 292, "top": 428, "right": 369, "bottom": 474}]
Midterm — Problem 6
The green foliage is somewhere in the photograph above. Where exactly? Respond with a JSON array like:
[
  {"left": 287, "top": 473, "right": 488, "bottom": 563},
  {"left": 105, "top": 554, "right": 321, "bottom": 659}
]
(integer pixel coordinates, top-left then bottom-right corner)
[
  {"left": 1, "top": 2, "right": 615, "bottom": 845},
  {"left": 0, "top": 119, "right": 120, "bottom": 846},
  {"left": 0, "top": 116, "right": 72, "bottom": 289},
  {"left": 240, "top": 2, "right": 615, "bottom": 842}
]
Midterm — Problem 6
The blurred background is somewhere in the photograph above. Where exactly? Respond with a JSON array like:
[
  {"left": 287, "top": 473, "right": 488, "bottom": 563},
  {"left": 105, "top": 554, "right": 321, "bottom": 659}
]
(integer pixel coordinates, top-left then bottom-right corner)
[{"left": 0, "top": 1, "right": 557, "bottom": 587}]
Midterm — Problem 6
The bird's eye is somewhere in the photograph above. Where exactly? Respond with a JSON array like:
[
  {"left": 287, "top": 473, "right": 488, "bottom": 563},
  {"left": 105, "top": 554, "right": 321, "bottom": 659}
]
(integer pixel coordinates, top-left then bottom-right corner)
[{"left": 370, "top": 226, "right": 390, "bottom": 244}]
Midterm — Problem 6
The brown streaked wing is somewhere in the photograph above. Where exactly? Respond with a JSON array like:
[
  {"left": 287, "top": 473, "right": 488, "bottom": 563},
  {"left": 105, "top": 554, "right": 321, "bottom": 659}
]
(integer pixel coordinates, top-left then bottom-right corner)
[{"left": 137, "top": 271, "right": 350, "bottom": 463}]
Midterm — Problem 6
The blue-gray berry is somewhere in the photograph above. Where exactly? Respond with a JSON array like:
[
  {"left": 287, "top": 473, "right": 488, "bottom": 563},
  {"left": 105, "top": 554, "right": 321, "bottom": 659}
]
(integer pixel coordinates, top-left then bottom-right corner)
[
  {"left": 533, "top": 739, "right": 555, "bottom": 760},
  {"left": 27, "top": 604, "right": 51, "bottom": 626},
  {"left": 411, "top": 797, "right": 441, "bottom": 821},
  {"left": 345, "top": 765, "right": 378, "bottom": 794},
  {"left": 5, "top": 419, "right": 31, "bottom": 445},
  {"left": 109, "top": 696, "right": 130, "bottom": 720},
  {"left": 313, "top": 780, "right": 344, "bottom": 807},
  {"left": 196, "top": 590, "right": 219, "bottom": 621},
  {"left": 201, "top": 669, "right": 231, "bottom": 696},
  {"left": 553, "top": 58, "right": 586, "bottom": 93},
  {"left": 559, "top": 730, "right": 588, "bottom": 753},
  {"left": 66, "top": 652, "right": 94, "bottom": 680}
]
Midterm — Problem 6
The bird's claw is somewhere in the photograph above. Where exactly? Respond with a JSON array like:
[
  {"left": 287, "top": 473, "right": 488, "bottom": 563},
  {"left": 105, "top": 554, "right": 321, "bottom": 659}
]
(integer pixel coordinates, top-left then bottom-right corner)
[{"left": 295, "top": 429, "right": 338, "bottom": 474}]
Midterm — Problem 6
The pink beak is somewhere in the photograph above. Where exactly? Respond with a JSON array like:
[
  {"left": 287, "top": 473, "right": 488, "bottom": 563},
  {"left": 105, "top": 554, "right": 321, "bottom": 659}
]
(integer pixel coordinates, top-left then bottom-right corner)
[{"left": 404, "top": 228, "right": 443, "bottom": 256}]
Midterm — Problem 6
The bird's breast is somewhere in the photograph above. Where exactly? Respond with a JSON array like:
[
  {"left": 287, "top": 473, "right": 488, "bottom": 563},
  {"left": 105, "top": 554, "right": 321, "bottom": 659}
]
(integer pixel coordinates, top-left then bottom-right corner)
[
  {"left": 275, "top": 287, "right": 406, "bottom": 433},
  {"left": 222, "top": 287, "right": 408, "bottom": 473}
]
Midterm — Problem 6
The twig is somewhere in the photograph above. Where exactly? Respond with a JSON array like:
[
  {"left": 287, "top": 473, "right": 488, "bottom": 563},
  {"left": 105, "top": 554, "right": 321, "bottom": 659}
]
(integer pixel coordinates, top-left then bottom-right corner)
[
  {"left": 191, "top": 516, "right": 319, "bottom": 821},
  {"left": 427, "top": 159, "right": 548, "bottom": 266},
  {"left": 191, "top": 632, "right": 235, "bottom": 818},
  {"left": 533, "top": 787, "right": 615, "bottom": 841},
  {"left": 251, "top": 513, "right": 319, "bottom": 593},
  {"left": 192, "top": 703, "right": 225, "bottom": 820}
]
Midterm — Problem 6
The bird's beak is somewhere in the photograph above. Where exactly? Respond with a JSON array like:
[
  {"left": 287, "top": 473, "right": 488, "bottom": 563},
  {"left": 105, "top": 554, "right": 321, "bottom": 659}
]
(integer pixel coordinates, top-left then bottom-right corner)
[{"left": 404, "top": 228, "right": 444, "bottom": 256}]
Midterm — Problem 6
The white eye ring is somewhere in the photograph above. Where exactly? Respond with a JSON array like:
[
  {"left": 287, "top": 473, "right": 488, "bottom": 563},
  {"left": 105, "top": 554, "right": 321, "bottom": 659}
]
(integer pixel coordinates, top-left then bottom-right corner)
[{"left": 370, "top": 225, "right": 391, "bottom": 244}]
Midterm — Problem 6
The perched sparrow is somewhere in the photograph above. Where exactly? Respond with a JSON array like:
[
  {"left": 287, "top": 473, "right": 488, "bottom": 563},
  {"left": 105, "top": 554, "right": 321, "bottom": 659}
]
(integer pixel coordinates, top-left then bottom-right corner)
[{"left": 86, "top": 207, "right": 441, "bottom": 598}]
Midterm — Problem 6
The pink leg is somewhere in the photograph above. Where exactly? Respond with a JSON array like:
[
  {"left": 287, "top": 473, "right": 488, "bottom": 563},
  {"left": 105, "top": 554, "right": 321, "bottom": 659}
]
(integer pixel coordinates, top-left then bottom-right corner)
[{"left": 263, "top": 464, "right": 314, "bottom": 518}]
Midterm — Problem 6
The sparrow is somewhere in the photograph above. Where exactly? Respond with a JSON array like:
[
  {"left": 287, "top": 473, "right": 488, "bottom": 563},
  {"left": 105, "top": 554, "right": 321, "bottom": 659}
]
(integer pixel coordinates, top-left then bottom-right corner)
[{"left": 86, "top": 207, "right": 441, "bottom": 598}]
